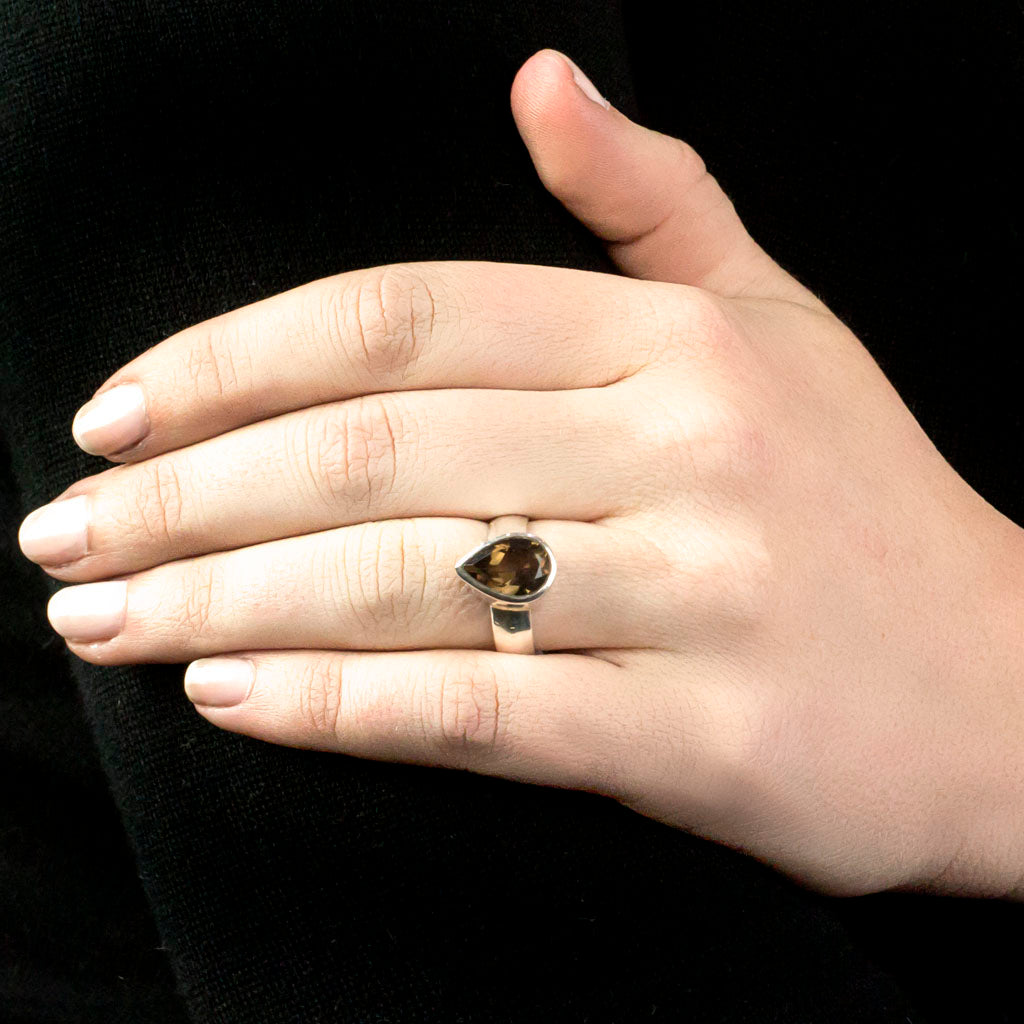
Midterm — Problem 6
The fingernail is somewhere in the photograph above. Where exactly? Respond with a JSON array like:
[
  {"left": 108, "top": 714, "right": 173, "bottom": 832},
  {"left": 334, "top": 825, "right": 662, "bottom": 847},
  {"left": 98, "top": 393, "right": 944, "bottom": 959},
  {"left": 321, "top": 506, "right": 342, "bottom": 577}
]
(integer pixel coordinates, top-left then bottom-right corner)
[
  {"left": 558, "top": 52, "right": 610, "bottom": 110},
  {"left": 72, "top": 383, "right": 149, "bottom": 456},
  {"left": 47, "top": 580, "right": 127, "bottom": 641},
  {"left": 184, "top": 658, "right": 255, "bottom": 707},
  {"left": 18, "top": 494, "right": 90, "bottom": 564}
]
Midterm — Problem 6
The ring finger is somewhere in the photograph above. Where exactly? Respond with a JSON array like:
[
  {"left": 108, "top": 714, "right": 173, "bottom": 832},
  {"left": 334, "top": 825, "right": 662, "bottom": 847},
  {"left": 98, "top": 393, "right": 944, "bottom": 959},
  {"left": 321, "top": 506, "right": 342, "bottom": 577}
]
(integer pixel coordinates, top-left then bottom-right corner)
[{"left": 46, "top": 517, "right": 667, "bottom": 662}]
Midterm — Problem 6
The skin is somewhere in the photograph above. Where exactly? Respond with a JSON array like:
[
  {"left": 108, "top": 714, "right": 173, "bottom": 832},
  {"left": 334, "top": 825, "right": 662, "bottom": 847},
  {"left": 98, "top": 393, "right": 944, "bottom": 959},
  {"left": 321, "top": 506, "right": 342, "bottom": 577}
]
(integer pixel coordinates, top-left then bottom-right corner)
[{"left": 19, "top": 50, "right": 1024, "bottom": 899}]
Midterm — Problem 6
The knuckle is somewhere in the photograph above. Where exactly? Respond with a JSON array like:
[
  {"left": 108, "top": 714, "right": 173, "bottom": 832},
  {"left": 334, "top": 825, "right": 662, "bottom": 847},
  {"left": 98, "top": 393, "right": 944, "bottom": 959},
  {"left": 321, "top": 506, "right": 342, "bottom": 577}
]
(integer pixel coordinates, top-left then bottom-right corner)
[
  {"left": 177, "top": 559, "right": 223, "bottom": 640},
  {"left": 332, "top": 521, "right": 432, "bottom": 638},
  {"left": 304, "top": 394, "right": 404, "bottom": 511},
  {"left": 664, "top": 138, "right": 743, "bottom": 243},
  {"left": 380, "top": 522, "right": 433, "bottom": 626},
  {"left": 296, "top": 657, "right": 345, "bottom": 738},
  {"left": 134, "top": 457, "right": 188, "bottom": 546},
  {"left": 641, "top": 392, "right": 774, "bottom": 506},
  {"left": 692, "top": 398, "right": 775, "bottom": 492},
  {"left": 422, "top": 655, "right": 504, "bottom": 766},
  {"left": 682, "top": 526, "right": 773, "bottom": 632},
  {"left": 343, "top": 264, "right": 440, "bottom": 386},
  {"left": 667, "top": 137, "right": 710, "bottom": 191},
  {"left": 663, "top": 286, "right": 738, "bottom": 363},
  {"left": 701, "top": 682, "right": 778, "bottom": 807},
  {"left": 181, "top": 320, "right": 249, "bottom": 399}
]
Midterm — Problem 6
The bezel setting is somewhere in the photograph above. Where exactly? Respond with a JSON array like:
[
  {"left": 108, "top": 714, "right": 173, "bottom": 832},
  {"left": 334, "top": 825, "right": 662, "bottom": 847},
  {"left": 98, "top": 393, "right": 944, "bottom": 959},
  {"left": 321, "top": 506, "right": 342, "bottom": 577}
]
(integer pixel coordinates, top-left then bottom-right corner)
[{"left": 454, "top": 532, "right": 557, "bottom": 605}]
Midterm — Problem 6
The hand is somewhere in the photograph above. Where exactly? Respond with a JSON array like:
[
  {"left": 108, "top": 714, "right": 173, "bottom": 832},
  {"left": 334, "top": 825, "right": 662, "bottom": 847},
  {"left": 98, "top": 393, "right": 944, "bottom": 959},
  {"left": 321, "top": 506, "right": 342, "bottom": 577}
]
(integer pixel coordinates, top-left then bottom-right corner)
[{"left": 19, "top": 50, "right": 1024, "bottom": 899}]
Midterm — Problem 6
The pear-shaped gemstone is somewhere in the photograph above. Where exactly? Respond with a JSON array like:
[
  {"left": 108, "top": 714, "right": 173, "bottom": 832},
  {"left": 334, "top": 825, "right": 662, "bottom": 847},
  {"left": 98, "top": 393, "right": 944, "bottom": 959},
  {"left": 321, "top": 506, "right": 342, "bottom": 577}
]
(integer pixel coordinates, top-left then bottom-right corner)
[{"left": 459, "top": 536, "right": 551, "bottom": 597}]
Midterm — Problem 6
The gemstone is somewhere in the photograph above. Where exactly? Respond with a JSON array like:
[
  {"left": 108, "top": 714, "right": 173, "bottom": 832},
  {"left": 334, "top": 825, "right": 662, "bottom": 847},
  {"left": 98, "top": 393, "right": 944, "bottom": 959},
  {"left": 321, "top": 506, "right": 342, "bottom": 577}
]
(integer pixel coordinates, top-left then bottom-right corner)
[{"left": 457, "top": 536, "right": 552, "bottom": 598}]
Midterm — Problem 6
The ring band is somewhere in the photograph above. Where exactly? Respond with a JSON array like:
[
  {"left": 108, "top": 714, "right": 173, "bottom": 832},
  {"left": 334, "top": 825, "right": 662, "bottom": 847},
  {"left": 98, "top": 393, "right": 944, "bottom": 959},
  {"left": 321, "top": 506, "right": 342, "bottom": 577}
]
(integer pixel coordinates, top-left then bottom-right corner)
[
  {"left": 455, "top": 516, "right": 557, "bottom": 655},
  {"left": 487, "top": 515, "right": 530, "bottom": 539}
]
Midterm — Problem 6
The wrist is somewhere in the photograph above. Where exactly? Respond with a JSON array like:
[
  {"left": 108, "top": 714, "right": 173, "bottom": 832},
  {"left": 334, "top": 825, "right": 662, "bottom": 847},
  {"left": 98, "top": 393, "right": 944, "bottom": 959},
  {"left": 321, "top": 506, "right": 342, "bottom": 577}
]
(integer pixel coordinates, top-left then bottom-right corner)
[{"left": 926, "top": 504, "right": 1024, "bottom": 899}]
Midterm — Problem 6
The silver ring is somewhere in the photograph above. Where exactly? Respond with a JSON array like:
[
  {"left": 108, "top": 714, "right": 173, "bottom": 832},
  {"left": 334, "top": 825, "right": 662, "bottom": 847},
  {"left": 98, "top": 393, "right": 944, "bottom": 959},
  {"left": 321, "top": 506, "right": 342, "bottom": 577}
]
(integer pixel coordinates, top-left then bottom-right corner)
[{"left": 454, "top": 515, "right": 556, "bottom": 655}]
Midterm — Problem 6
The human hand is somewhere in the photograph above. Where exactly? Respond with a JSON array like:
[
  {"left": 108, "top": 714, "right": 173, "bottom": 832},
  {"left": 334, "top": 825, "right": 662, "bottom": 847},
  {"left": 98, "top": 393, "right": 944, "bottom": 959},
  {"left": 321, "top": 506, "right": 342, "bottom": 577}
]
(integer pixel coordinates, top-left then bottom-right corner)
[{"left": 19, "top": 50, "right": 1024, "bottom": 898}]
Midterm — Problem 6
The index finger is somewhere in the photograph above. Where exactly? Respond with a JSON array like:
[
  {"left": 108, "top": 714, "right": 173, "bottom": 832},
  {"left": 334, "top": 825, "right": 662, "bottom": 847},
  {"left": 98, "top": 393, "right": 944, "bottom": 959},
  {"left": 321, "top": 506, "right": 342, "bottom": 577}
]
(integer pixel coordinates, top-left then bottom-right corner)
[{"left": 70, "top": 260, "right": 673, "bottom": 460}]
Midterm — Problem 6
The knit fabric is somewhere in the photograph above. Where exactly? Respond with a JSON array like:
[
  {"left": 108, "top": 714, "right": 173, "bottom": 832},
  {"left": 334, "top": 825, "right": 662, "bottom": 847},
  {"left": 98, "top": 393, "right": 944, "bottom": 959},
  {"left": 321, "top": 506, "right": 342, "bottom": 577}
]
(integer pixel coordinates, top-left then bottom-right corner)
[{"left": 1, "top": 1, "right": 1020, "bottom": 1021}]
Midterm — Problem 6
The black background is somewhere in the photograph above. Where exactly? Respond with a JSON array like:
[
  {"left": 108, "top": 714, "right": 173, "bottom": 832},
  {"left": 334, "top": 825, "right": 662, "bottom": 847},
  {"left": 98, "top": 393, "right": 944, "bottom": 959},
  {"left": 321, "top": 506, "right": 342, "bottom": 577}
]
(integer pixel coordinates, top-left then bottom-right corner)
[{"left": 1, "top": 1, "right": 1020, "bottom": 1021}]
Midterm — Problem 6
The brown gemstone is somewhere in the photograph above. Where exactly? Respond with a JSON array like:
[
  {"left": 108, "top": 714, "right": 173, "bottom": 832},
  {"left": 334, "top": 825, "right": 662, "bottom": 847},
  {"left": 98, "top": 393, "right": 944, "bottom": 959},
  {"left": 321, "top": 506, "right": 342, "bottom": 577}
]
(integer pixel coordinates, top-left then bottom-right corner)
[{"left": 459, "top": 536, "right": 552, "bottom": 598}]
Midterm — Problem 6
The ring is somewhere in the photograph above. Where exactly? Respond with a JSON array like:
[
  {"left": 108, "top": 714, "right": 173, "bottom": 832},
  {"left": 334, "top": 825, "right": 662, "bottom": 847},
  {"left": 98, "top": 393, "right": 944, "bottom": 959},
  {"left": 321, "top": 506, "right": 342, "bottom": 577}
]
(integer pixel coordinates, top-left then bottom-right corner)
[{"left": 454, "top": 515, "right": 557, "bottom": 655}]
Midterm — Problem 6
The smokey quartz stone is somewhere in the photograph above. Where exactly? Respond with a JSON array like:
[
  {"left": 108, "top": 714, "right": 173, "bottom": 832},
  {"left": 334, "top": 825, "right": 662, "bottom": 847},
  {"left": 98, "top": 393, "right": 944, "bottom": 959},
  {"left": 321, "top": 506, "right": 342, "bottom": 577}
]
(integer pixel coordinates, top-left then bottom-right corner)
[{"left": 457, "top": 535, "right": 552, "bottom": 599}]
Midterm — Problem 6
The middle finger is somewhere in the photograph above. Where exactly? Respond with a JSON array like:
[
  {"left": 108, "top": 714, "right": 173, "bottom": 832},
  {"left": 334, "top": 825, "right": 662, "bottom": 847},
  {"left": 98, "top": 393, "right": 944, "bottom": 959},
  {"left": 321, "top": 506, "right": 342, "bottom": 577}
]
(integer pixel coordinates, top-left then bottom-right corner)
[{"left": 22, "top": 387, "right": 635, "bottom": 581}]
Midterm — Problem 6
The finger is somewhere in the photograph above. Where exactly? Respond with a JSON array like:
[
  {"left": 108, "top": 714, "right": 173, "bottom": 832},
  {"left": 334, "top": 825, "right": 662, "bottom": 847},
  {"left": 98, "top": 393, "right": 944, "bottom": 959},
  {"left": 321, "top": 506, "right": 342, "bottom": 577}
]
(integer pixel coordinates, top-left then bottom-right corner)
[
  {"left": 27, "top": 387, "right": 631, "bottom": 581},
  {"left": 511, "top": 49, "right": 826, "bottom": 311},
  {"left": 47, "top": 518, "right": 669, "bottom": 663},
  {"left": 183, "top": 648, "right": 633, "bottom": 795},
  {"left": 70, "top": 260, "right": 667, "bottom": 460}
]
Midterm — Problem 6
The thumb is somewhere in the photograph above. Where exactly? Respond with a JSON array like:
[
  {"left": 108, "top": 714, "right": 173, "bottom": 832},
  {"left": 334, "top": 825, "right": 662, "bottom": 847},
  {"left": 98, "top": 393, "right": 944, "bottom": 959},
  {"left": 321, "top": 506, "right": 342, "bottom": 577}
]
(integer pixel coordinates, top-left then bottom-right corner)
[{"left": 511, "top": 49, "right": 823, "bottom": 310}]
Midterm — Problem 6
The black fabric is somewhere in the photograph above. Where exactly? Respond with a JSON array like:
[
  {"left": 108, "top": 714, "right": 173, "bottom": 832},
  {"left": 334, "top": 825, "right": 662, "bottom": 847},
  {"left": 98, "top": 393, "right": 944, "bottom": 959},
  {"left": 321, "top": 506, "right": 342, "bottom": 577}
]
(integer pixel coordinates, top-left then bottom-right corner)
[{"left": 0, "top": 1, "right": 1019, "bottom": 1021}]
